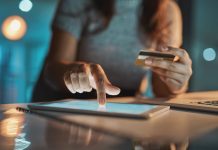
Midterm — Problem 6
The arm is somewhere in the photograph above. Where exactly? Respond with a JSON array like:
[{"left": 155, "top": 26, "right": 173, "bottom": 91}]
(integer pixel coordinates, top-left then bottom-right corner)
[
  {"left": 43, "top": 28, "right": 120, "bottom": 104},
  {"left": 42, "top": 0, "right": 120, "bottom": 104},
  {"left": 44, "top": 28, "right": 78, "bottom": 91},
  {"left": 151, "top": 1, "right": 191, "bottom": 97}
]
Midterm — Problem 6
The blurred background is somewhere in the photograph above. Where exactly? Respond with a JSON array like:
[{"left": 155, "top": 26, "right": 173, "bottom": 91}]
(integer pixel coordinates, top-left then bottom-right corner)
[{"left": 0, "top": 0, "right": 218, "bottom": 104}]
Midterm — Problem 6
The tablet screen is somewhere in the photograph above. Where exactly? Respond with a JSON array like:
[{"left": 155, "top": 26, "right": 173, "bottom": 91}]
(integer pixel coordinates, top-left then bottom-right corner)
[{"left": 37, "top": 100, "right": 157, "bottom": 115}]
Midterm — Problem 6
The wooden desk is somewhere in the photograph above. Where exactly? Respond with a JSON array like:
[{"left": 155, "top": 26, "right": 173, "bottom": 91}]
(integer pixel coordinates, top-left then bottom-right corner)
[
  {"left": 0, "top": 92, "right": 218, "bottom": 149},
  {"left": 34, "top": 98, "right": 218, "bottom": 142}
]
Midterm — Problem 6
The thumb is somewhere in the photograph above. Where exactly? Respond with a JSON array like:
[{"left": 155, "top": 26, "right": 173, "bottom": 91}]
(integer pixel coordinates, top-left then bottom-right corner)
[{"left": 105, "top": 82, "right": 121, "bottom": 95}]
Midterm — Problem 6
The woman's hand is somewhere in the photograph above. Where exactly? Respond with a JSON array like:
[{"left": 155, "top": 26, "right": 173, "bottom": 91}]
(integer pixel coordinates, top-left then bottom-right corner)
[
  {"left": 144, "top": 46, "right": 192, "bottom": 94},
  {"left": 63, "top": 62, "right": 120, "bottom": 105}
]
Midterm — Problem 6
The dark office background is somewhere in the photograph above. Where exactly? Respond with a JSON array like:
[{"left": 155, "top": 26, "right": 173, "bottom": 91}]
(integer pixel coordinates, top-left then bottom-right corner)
[{"left": 0, "top": 0, "right": 218, "bottom": 103}]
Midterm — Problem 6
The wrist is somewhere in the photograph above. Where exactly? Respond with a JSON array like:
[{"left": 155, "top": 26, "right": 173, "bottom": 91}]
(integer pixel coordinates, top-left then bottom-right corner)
[{"left": 170, "top": 81, "right": 189, "bottom": 95}]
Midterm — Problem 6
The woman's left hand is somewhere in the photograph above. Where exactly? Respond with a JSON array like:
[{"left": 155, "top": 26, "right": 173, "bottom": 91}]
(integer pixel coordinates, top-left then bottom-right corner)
[{"left": 144, "top": 46, "right": 192, "bottom": 94}]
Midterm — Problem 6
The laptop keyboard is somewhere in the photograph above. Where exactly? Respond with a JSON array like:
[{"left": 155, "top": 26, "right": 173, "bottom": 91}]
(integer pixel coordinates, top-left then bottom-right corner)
[{"left": 196, "top": 101, "right": 218, "bottom": 106}]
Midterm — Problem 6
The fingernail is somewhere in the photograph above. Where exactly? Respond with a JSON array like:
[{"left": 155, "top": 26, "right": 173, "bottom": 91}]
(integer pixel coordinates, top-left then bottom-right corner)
[
  {"left": 98, "top": 92, "right": 106, "bottom": 105},
  {"left": 145, "top": 59, "right": 152, "bottom": 65}
]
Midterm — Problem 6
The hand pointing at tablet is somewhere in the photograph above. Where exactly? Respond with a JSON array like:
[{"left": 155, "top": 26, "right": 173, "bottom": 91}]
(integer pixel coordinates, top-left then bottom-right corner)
[{"left": 63, "top": 62, "right": 120, "bottom": 105}]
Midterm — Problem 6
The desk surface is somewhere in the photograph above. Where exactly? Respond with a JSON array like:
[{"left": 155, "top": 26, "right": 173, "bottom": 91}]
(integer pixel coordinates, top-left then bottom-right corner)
[{"left": 0, "top": 96, "right": 218, "bottom": 150}]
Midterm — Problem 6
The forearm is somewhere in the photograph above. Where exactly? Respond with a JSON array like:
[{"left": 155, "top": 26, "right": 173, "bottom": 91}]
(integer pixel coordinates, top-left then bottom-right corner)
[
  {"left": 152, "top": 72, "right": 188, "bottom": 97},
  {"left": 43, "top": 60, "right": 72, "bottom": 91},
  {"left": 44, "top": 28, "right": 79, "bottom": 91}
]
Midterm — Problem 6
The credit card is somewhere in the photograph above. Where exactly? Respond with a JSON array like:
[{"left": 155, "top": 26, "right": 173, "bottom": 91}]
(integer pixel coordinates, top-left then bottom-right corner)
[{"left": 135, "top": 50, "right": 179, "bottom": 66}]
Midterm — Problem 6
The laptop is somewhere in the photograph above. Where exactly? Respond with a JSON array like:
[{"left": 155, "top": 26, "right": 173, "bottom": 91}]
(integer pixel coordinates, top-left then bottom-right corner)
[{"left": 137, "top": 91, "right": 218, "bottom": 113}]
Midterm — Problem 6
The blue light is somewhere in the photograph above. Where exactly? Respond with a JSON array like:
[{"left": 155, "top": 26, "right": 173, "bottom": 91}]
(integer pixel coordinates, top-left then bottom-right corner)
[
  {"left": 203, "top": 48, "right": 216, "bottom": 61},
  {"left": 19, "top": 0, "right": 33, "bottom": 12}
]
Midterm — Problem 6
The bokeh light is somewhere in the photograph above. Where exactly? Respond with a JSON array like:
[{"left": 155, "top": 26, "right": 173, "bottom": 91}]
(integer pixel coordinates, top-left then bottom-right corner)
[
  {"left": 1, "top": 16, "right": 27, "bottom": 41},
  {"left": 19, "top": 0, "right": 33, "bottom": 12},
  {"left": 0, "top": 117, "right": 24, "bottom": 137},
  {"left": 203, "top": 48, "right": 216, "bottom": 61}
]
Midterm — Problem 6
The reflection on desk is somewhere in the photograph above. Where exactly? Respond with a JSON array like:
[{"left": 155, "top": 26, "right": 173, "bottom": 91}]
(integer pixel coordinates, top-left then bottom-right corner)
[
  {"left": 0, "top": 109, "right": 30, "bottom": 149},
  {"left": 0, "top": 108, "right": 189, "bottom": 150},
  {"left": 0, "top": 103, "right": 218, "bottom": 150},
  {"left": 0, "top": 108, "right": 131, "bottom": 150}
]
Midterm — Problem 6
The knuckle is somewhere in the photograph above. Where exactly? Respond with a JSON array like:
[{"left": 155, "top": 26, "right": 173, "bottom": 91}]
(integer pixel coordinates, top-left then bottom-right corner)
[
  {"left": 80, "top": 79, "right": 87, "bottom": 85},
  {"left": 98, "top": 76, "right": 105, "bottom": 84},
  {"left": 186, "top": 67, "right": 193, "bottom": 76},
  {"left": 79, "top": 76, "right": 89, "bottom": 86},
  {"left": 70, "top": 73, "right": 77, "bottom": 79},
  {"left": 95, "top": 76, "right": 105, "bottom": 87},
  {"left": 190, "top": 59, "right": 192, "bottom": 65},
  {"left": 189, "top": 69, "right": 193, "bottom": 76},
  {"left": 98, "top": 90, "right": 106, "bottom": 96},
  {"left": 96, "top": 64, "right": 104, "bottom": 72},
  {"left": 63, "top": 72, "right": 70, "bottom": 83},
  {"left": 95, "top": 64, "right": 101, "bottom": 68},
  {"left": 90, "top": 63, "right": 99, "bottom": 71},
  {"left": 183, "top": 49, "right": 188, "bottom": 55},
  {"left": 94, "top": 65, "right": 104, "bottom": 75},
  {"left": 77, "top": 64, "right": 86, "bottom": 73},
  {"left": 78, "top": 72, "right": 87, "bottom": 78},
  {"left": 179, "top": 50, "right": 186, "bottom": 57}
]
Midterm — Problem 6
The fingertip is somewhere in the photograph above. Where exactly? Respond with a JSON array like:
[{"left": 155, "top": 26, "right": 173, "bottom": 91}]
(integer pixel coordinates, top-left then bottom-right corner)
[
  {"left": 77, "top": 89, "right": 83, "bottom": 93},
  {"left": 69, "top": 88, "right": 76, "bottom": 94},
  {"left": 111, "top": 87, "right": 121, "bottom": 95},
  {"left": 97, "top": 91, "right": 106, "bottom": 105},
  {"left": 106, "top": 84, "right": 121, "bottom": 95},
  {"left": 115, "top": 87, "right": 121, "bottom": 95}
]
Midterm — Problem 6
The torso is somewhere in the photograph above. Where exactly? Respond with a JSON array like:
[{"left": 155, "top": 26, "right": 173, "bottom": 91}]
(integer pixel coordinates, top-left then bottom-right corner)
[{"left": 77, "top": 0, "right": 148, "bottom": 90}]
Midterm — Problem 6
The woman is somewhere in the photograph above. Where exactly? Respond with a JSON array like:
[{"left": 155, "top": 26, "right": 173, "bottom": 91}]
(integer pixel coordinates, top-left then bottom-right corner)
[{"left": 32, "top": 0, "right": 192, "bottom": 104}]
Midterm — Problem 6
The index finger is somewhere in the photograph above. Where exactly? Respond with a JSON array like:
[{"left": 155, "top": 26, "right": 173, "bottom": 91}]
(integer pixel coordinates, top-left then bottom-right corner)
[
  {"left": 162, "top": 46, "right": 191, "bottom": 63},
  {"left": 90, "top": 64, "right": 106, "bottom": 106}
]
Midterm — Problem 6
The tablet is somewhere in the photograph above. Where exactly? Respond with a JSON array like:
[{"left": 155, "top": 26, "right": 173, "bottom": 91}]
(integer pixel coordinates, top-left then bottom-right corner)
[{"left": 28, "top": 100, "right": 170, "bottom": 119}]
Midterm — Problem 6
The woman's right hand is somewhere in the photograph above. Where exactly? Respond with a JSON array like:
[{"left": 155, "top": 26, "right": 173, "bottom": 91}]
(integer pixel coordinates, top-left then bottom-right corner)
[{"left": 63, "top": 62, "right": 120, "bottom": 105}]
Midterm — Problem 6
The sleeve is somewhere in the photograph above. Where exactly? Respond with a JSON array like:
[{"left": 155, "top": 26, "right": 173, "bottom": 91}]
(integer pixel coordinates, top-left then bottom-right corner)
[{"left": 52, "top": 0, "right": 90, "bottom": 39}]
